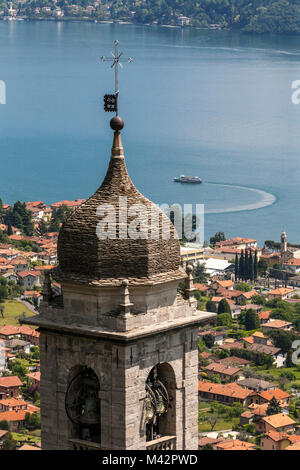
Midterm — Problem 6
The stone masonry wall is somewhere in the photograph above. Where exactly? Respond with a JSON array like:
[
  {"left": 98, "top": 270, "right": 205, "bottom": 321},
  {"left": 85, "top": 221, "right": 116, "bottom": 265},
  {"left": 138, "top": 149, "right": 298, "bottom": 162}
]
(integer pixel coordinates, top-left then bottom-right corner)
[{"left": 39, "top": 323, "right": 199, "bottom": 450}]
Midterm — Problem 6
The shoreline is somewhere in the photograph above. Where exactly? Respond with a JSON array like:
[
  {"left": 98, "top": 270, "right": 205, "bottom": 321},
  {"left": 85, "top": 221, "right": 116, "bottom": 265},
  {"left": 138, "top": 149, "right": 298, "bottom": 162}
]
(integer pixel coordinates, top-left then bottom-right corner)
[{"left": 0, "top": 16, "right": 231, "bottom": 32}]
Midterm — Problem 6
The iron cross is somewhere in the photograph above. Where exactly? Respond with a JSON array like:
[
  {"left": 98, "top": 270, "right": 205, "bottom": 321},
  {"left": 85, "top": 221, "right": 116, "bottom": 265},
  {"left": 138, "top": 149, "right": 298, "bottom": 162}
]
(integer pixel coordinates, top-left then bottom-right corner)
[{"left": 101, "top": 40, "right": 133, "bottom": 96}]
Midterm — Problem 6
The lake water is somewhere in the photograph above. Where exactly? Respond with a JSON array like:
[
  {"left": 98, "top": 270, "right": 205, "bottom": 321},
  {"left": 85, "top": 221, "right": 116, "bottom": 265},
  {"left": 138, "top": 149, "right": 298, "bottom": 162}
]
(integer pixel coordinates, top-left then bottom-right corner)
[{"left": 0, "top": 21, "right": 300, "bottom": 245}]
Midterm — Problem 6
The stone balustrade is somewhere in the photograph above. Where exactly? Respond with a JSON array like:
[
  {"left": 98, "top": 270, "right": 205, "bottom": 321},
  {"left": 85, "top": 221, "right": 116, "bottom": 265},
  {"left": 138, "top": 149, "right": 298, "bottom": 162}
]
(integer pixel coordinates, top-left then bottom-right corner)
[
  {"left": 146, "top": 435, "right": 176, "bottom": 450},
  {"left": 69, "top": 439, "right": 103, "bottom": 450}
]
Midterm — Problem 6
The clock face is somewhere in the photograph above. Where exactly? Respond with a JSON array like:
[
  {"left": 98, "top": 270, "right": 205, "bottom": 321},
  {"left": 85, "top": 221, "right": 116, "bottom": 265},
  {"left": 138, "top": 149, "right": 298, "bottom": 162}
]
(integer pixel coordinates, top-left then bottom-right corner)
[{"left": 65, "top": 368, "right": 100, "bottom": 425}]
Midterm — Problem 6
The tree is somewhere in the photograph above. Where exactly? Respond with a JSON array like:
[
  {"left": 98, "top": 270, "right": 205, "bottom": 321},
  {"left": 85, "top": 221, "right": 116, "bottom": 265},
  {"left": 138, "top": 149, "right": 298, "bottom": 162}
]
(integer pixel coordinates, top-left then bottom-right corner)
[
  {"left": 245, "top": 309, "right": 260, "bottom": 330},
  {"left": 202, "top": 334, "right": 215, "bottom": 349},
  {"left": 234, "top": 253, "right": 239, "bottom": 281},
  {"left": 266, "top": 397, "right": 281, "bottom": 416},
  {"left": 0, "top": 197, "right": 3, "bottom": 222},
  {"left": 217, "top": 298, "right": 231, "bottom": 315},
  {"left": 206, "top": 300, "right": 217, "bottom": 313},
  {"left": 239, "top": 250, "right": 244, "bottom": 280},
  {"left": 285, "top": 350, "right": 294, "bottom": 368},
  {"left": 48, "top": 204, "right": 72, "bottom": 232},
  {"left": 8, "top": 358, "right": 29, "bottom": 380},
  {"left": 210, "top": 232, "right": 225, "bottom": 246},
  {"left": 235, "top": 282, "right": 252, "bottom": 292},
  {"left": 25, "top": 412, "right": 40, "bottom": 430},
  {"left": 6, "top": 221, "right": 12, "bottom": 236},
  {"left": 244, "top": 250, "right": 249, "bottom": 281},
  {"left": 2, "top": 431, "right": 17, "bottom": 450},
  {"left": 254, "top": 250, "right": 258, "bottom": 280},
  {"left": 253, "top": 295, "right": 266, "bottom": 306},
  {"left": 249, "top": 251, "right": 254, "bottom": 282},
  {"left": 268, "top": 330, "right": 299, "bottom": 353},
  {"left": 216, "top": 312, "right": 231, "bottom": 327},
  {"left": 0, "top": 284, "right": 8, "bottom": 302},
  {"left": 0, "top": 303, "right": 4, "bottom": 318},
  {"left": 258, "top": 258, "right": 268, "bottom": 276},
  {"left": 193, "top": 263, "right": 208, "bottom": 283},
  {"left": 0, "top": 419, "right": 9, "bottom": 430},
  {"left": 204, "top": 414, "right": 219, "bottom": 431},
  {"left": 201, "top": 443, "right": 213, "bottom": 450},
  {"left": 4, "top": 201, "right": 34, "bottom": 236}
]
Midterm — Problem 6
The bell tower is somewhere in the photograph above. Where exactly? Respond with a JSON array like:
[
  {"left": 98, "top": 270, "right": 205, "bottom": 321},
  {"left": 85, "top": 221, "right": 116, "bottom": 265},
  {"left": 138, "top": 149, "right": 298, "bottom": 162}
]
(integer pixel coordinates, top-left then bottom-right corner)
[
  {"left": 24, "top": 49, "right": 215, "bottom": 449},
  {"left": 281, "top": 230, "right": 287, "bottom": 255}
]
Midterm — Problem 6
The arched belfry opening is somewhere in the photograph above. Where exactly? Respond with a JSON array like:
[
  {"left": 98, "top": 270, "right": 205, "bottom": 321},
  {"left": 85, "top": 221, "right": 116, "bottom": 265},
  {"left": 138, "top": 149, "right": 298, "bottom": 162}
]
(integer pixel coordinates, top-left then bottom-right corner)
[
  {"left": 65, "top": 367, "right": 101, "bottom": 444},
  {"left": 145, "top": 363, "right": 176, "bottom": 443}
]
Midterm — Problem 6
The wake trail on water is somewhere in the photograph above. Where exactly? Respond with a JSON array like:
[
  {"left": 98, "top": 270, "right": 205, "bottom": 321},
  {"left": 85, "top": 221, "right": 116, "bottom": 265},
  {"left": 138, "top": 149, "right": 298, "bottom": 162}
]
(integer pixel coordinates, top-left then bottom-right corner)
[{"left": 202, "top": 182, "right": 277, "bottom": 214}]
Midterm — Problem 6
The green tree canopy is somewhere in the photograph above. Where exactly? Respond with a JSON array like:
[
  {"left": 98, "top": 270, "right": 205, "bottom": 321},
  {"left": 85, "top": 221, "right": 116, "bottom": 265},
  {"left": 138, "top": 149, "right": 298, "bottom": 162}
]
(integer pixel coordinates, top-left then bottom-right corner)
[
  {"left": 218, "top": 298, "right": 231, "bottom": 315},
  {"left": 244, "top": 309, "right": 260, "bottom": 330}
]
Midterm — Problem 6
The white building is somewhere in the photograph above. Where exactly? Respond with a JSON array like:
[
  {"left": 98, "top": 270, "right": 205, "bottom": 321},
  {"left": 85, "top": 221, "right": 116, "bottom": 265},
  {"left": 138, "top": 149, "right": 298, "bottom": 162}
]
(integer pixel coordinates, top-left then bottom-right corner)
[{"left": 198, "top": 258, "right": 234, "bottom": 277}]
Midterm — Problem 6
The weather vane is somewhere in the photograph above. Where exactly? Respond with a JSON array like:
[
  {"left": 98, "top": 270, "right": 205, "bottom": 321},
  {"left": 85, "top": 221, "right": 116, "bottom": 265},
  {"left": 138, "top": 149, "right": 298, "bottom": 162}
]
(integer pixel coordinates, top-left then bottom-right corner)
[{"left": 101, "top": 40, "right": 133, "bottom": 117}]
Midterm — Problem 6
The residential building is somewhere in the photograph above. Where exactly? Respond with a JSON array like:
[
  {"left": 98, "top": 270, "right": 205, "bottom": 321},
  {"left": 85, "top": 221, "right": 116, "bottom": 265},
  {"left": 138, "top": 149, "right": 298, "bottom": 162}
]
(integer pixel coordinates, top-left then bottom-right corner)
[
  {"left": 198, "top": 329, "right": 224, "bottom": 345},
  {"left": 0, "top": 376, "right": 23, "bottom": 399},
  {"left": 247, "top": 388, "right": 290, "bottom": 407},
  {"left": 268, "top": 288, "right": 294, "bottom": 300},
  {"left": 198, "top": 381, "right": 252, "bottom": 406},
  {"left": 18, "top": 270, "right": 41, "bottom": 289},
  {"left": 180, "top": 245, "right": 204, "bottom": 267},
  {"left": 261, "top": 431, "right": 300, "bottom": 451},
  {"left": 214, "top": 439, "right": 256, "bottom": 450},
  {"left": 262, "top": 320, "right": 293, "bottom": 333},
  {"left": 260, "top": 413, "right": 296, "bottom": 434},
  {"left": 215, "top": 237, "right": 257, "bottom": 250},
  {"left": 283, "top": 258, "right": 300, "bottom": 274},
  {"left": 177, "top": 15, "right": 190, "bottom": 26},
  {"left": 0, "top": 398, "right": 28, "bottom": 412},
  {"left": 26, "top": 372, "right": 40, "bottom": 393},
  {"left": 237, "top": 378, "right": 276, "bottom": 392},
  {"left": 203, "top": 363, "right": 242, "bottom": 381}
]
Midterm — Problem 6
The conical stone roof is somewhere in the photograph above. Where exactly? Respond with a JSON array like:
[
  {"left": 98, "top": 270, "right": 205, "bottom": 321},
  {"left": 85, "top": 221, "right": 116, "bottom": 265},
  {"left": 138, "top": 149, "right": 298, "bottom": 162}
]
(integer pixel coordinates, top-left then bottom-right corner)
[{"left": 55, "top": 131, "right": 183, "bottom": 285}]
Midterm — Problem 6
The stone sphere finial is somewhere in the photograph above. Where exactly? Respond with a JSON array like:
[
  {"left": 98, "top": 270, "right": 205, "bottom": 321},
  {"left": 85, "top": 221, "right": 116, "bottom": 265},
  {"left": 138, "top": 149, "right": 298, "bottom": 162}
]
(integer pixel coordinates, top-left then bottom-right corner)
[
  {"left": 110, "top": 116, "right": 124, "bottom": 131},
  {"left": 186, "top": 264, "right": 193, "bottom": 274},
  {"left": 122, "top": 279, "right": 129, "bottom": 288}
]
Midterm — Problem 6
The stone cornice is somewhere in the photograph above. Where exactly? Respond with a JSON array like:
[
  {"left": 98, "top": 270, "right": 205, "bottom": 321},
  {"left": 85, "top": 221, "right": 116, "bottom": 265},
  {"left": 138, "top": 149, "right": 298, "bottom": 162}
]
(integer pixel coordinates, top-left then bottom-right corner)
[{"left": 23, "top": 311, "right": 216, "bottom": 344}]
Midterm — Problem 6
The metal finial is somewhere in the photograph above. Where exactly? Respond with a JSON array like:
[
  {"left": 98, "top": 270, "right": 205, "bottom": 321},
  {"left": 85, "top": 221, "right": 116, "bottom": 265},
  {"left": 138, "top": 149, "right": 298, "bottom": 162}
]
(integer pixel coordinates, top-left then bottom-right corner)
[{"left": 101, "top": 40, "right": 133, "bottom": 118}]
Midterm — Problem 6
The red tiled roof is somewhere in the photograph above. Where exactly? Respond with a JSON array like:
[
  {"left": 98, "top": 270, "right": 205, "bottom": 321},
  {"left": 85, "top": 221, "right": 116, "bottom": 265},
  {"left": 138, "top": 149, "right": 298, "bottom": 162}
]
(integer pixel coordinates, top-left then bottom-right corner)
[
  {"left": 198, "top": 381, "right": 251, "bottom": 400},
  {"left": 215, "top": 439, "right": 256, "bottom": 450},
  {"left": 262, "top": 413, "right": 296, "bottom": 429},
  {"left": 264, "top": 430, "right": 300, "bottom": 443},
  {"left": 26, "top": 372, "right": 40, "bottom": 382},
  {"left": 18, "top": 444, "right": 41, "bottom": 450},
  {"left": 259, "top": 388, "right": 290, "bottom": 401},
  {"left": 0, "top": 376, "right": 23, "bottom": 388},
  {"left": 0, "top": 398, "right": 27, "bottom": 407},
  {"left": 18, "top": 270, "right": 40, "bottom": 279},
  {"left": 264, "top": 320, "right": 293, "bottom": 329},
  {"left": 259, "top": 310, "right": 271, "bottom": 320},
  {"left": 204, "top": 363, "right": 241, "bottom": 376},
  {"left": 268, "top": 288, "right": 293, "bottom": 295},
  {"left": 285, "top": 259, "right": 300, "bottom": 266},
  {"left": 0, "top": 410, "right": 31, "bottom": 422}
]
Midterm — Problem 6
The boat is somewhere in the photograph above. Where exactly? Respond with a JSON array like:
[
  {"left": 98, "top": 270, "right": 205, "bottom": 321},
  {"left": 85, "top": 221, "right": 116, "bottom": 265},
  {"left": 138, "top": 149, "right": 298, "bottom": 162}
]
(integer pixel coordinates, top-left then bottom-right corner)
[{"left": 173, "top": 175, "right": 202, "bottom": 184}]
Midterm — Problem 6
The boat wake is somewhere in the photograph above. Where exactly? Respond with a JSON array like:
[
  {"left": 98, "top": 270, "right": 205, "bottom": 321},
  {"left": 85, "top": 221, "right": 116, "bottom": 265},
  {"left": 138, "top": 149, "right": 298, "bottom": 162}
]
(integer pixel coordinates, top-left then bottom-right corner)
[{"left": 203, "top": 182, "right": 277, "bottom": 214}]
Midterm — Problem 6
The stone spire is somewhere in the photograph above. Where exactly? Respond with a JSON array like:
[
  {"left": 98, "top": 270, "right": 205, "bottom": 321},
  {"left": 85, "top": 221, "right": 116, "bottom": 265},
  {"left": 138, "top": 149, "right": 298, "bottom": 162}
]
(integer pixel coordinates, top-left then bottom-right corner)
[
  {"left": 55, "top": 123, "right": 183, "bottom": 285},
  {"left": 119, "top": 279, "right": 133, "bottom": 317},
  {"left": 185, "top": 264, "right": 195, "bottom": 302}
]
